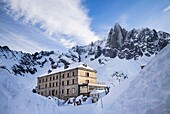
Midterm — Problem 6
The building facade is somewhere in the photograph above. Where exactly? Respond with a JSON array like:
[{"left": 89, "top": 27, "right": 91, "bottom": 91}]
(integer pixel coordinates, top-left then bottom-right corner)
[{"left": 37, "top": 63, "right": 107, "bottom": 100}]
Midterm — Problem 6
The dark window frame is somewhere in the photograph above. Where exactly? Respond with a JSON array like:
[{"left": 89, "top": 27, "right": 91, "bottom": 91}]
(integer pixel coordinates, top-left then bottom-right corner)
[
  {"left": 62, "top": 90, "right": 64, "bottom": 94},
  {"left": 86, "top": 72, "right": 89, "bottom": 77},
  {"left": 72, "top": 79, "right": 74, "bottom": 84},
  {"left": 56, "top": 90, "right": 58, "bottom": 95},
  {"left": 67, "top": 89, "right": 69, "bottom": 94},
  {"left": 67, "top": 80, "right": 69, "bottom": 85},
  {"left": 62, "top": 81, "right": 64, "bottom": 86}
]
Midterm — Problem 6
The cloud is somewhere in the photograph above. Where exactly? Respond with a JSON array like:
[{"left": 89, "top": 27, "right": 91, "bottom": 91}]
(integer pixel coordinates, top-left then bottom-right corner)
[
  {"left": 0, "top": 27, "right": 47, "bottom": 53},
  {"left": 163, "top": 5, "right": 170, "bottom": 12},
  {"left": 59, "top": 38, "right": 77, "bottom": 48},
  {"left": 2, "top": 0, "right": 99, "bottom": 46}
]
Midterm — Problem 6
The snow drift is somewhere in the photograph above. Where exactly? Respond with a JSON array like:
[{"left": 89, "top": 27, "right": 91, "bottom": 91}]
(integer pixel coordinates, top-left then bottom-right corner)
[
  {"left": 99, "top": 44, "right": 170, "bottom": 114},
  {"left": 0, "top": 69, "right": 60, "bottom": 114}
]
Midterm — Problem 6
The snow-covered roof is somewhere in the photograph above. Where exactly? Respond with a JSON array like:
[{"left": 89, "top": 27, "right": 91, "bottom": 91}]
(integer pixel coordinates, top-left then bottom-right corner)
[{"left": 41, "top": 62, "right": 96, "bottom": 77}]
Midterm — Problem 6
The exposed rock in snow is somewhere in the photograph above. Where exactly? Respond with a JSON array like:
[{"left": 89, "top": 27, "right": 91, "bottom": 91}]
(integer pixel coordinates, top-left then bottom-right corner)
[{"left": 106, "top": 22, "right": 127, "bottom": 49}]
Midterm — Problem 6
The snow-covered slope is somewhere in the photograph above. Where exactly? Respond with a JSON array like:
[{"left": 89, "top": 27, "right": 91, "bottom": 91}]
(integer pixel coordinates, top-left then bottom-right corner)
[
  {"left": 0, "top": 69, "right": 61, "bottom": 114},
  {"left": 1, "top": 23, "right": 170, "bottom": 86},
  {"left": 0, "top": 45, "right": 153, "bottom": 86},
  {"left": 100, "top": 43, "right": 170, "bottom": 114},
  {"left": 0, "top": 25, "right": 170, "bottom": 114},
  {"left": 0, "top": 45, "right": 170, "bottom": 114}
]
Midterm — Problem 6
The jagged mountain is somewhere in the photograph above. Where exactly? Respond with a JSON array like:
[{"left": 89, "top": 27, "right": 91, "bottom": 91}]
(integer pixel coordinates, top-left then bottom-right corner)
[
  {"left": 1, "top": 38, "right": 170, "bottom": 114},
  {"left": 0, "top": 46, "right": 80, "bottom": 76},
  {"left": 0, "top": 23, "right": 170, "bottom": 85},
  {"left": 71, "top": 23, "right": 170, "bottom": 60}
]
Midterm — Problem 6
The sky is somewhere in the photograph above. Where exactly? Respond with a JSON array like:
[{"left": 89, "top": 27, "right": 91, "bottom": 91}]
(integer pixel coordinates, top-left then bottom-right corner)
[{"left": 0, "top": 0, "right": 170, "bottom": 53}]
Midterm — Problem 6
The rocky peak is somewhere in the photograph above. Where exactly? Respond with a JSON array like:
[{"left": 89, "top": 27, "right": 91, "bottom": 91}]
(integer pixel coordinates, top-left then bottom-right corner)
[
  {"left": 114, "top": 22, "right": 122, "bottom": 31},
  {"left": 106, "top": 23, "right": 127, "bottom": 49},
  {"left": 0, "top": 46, "right": 10, "bottom": 51}
]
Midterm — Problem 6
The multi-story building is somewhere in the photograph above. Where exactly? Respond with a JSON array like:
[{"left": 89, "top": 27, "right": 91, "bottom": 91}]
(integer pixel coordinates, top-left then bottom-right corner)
[{"left": 37, "top": 63, "right": 107, "bottom": 100}]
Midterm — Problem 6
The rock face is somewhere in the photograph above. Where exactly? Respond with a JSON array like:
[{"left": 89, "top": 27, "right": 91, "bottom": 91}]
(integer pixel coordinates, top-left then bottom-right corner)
[
  {"left": 0, "top": 23, "right": 170, "bottom": 76},
  {"left": 106, "top": 22, "right": 127, "bottom": 49},
  {"left": 71, "top": 23, "right": 170, "bottom": 60},
  {"left": 0, "top": 46, "right": 80, "bottom": 75}
]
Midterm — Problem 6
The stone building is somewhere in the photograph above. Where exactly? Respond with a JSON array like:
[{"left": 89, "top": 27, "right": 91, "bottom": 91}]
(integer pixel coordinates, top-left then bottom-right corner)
[{"left": 37, "top": 63, "right": 107, "bottom": 100}]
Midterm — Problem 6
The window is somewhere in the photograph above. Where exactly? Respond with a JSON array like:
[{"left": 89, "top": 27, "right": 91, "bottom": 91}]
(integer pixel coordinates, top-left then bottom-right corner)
[
  {"left": 41, "top": 92, "right": 43, "bottom": 95},
  {"left": 67, "top": 73, "right": 69, "bottom": 77},
  {"left": 52, "top": 90, "right": 55, "bottom": 96},
  {"left": 45, "top": 84, "right": 47, "bottom": 88},
  {"left": 62, "top": 81, "right": 64, "bottom": 86},
  {"left": 67, "top": 89, "right": 69, "bottom": 94},
  {"left": 56, "top": 90, "right": 58, "bottom": 95},
  {"left": 46, "top": 78, "right": 48, "bottom": 82},
  {"left": 42, "top": 78, "right": 44, "bottom": 82},
  {"left": 53, "top": 76, "right": 55, "bottom": 80},
  {"left": 62, "top": 90, "right": 64, "bottom": 94},
  {"left": 53, "top": 83, "right": 55, "bottom": 87},
  {"left": 49, "top": 83, "right": 51, "bottom": 87},
  {"left": 86, "top": 72, "right": 89, "bottom": 77},
  {"left": 67, "top": 80, "right": 69, "bottom": 85},
  {"left": 56, "top": 82, "right": 58, "bottom": 86},
  {"left": 89, "top": 86, "right": 95, "bottom": 90},
  {"left": 50, "top": 77, "right": 52, "bottom": 81},
  {"left": 62, "top": 74, "right": 64, "bottom": 78},
  {"left": 49, "top": 91, "right": 51, "bottom": 95},
  {"left": 72, "top": 72, "right": 75, "bottom": 76},
  {"left": 72, "top": 88, "right": 75, "bottom": 94},
  {"left": 72, "top": 79, "right": 75, "bottom": 84},
  {"left": 56, "top": 75, "right": 58, "bottom": 79},
  {"left": 39, "top": 85, "right": 41, "bottom": 89},
  {"left": 39, "top": 79, "right": 41, "bottom": 83}
]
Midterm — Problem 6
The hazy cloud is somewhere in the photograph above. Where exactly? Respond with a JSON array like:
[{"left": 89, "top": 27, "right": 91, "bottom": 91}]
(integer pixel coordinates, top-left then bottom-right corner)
[
  {"left": 59, "top": 38, "right": 77, "bottom": 48},
  {"left": 2, "top": 0, "right": 99, "bottom": 46},
  {"left": 163, "top": 5, "right": 170, "bottom": 12},
  {"left": 0, "top": 27, "right": 47, "bottom": 53}
]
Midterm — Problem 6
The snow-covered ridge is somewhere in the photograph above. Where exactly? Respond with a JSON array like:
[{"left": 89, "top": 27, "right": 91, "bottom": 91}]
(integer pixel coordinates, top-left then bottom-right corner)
[
  {"left": 71, "top": 23, "right": 170, "bottom": 61},
  {"left": 0, "top": 24, "right": 170, "bottom": 114},
  {"left": 1, "top": 42, "right": 169, "bottom": 114},
  {"left": 0, "top": 23, "right": 169, "bottom": 90}
]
